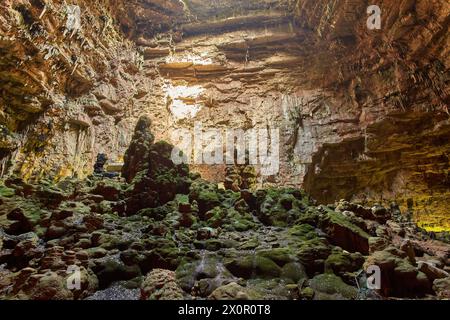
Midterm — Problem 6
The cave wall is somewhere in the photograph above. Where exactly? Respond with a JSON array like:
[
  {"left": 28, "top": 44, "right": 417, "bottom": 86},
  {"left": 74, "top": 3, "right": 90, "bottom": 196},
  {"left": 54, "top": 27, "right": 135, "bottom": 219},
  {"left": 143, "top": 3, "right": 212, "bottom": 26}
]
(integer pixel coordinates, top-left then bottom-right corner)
[
  {"left": 0, "top": 0, "right": 175, "bottom": 180},
  {"left": 0, "top": 0, "right": 449, "bottom": 229},
  {"left": 295, "top": 0, "right": 449, "bottom": 231}
]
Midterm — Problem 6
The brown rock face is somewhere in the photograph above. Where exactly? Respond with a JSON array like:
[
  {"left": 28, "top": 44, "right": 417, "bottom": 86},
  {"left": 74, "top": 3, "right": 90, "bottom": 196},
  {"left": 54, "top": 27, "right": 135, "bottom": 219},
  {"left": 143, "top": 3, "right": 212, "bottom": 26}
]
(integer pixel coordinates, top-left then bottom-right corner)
[
  {"left": 0, "top": 0, "right": 172, "bottom": 181},
  {"left": 0, "top": 0, "right": 449, "bottom": 229},
  {"left": 295, "top": 0, "right": 449, "bottom": 230}
]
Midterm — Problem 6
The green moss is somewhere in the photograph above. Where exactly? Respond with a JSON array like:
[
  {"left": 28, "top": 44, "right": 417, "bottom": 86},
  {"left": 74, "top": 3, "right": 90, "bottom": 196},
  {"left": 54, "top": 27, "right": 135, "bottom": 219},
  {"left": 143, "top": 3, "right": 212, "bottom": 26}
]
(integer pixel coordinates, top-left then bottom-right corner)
[
  {"left": 324, "top": 250, "right": 364, "bottom": 275},
  {"left": 225, "top": 255, "right": 281, "bottom": 279},
  {"left": 0, "top": 183, "right": 15, "bottom": 198},
  {"left": 176, "top": 255, "right": 232, "bottom": 292},
  {"left": 175, "top": 194, "right": 189, "bottom": 204},
  {"left": 300, "top": 287, "right": 315, "bottom": 300},
  {"left": 189, "top": 181, "right": 221, "bottom": 214},
  {"left": 309, "top": 274, "right": 358, "bottom": 300},
  {"left": 296, "top": 208, "right": 321, "bottom": 226},
  {"left": 204, "top": 207, "right": 227, "bottom": 228},
  {"left": 256, "top": 187, "right": 308, "bottom": 227},
  {"left": 297, "top": 238, "right": 332, "bottom": 274},
  {"left": 198, "top": 190, "right": 220, "bottom": 204},
  {"left": 289, "top": 224, "right": 317, "bottom": 240},
  {"left": 231, "top": 218, "right": 255, "bottom": 232},
  {"left": 257, "top": 248, "right": 294, "bottom": 267},
  {"left": 325, "top": 210, "right": 371, "bottom": 239},
  {"left": 280, "top": 262, "right": 308, "bottom": 283},
  {"left": 34, "top": 225, "right": 46, "bottom": 238},
  {"left": 238, "top": 238, "right": 260, "bottom": 250},
  {"left": 204, "top": 239, "right": 222, "bottom": 251},
  {"left": 223, "top": 208, "right": 256, "bottom": 232}
]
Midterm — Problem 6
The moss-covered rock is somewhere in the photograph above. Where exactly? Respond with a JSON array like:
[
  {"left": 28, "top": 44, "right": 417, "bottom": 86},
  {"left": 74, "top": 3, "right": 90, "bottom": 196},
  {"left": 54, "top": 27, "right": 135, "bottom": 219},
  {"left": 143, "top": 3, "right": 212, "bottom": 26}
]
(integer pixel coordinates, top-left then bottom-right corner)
[
  {"left": 255, "top": 188, "right": 307, "bottom": 227},
  {"left": 0, "top": 183, "right": 15, "bottom": 198},
  {"left": 90, "top": 180, "right": 124, "bottom": 201},
  {"left": 257, "top": 248, "right": 294, "bottom": 267},
  {"left": 295, "top": 207, "right": 321, "bottom": 226},
  {"left": 121, "top": 116, "right": 155, "bottom": 183},
  {"left": 189, "top": 180, "right": 221, "bottom": 216},
  {"left": 139, "top": 245, "right": 185, "bottom": 274},
  {"left": 297, "top": 238, "right": 332, "bottom": 275},
  {"left": 281, "top": 262, "right": 308, "bottom": 284},
  {"left": 208, "top": 282, "right": 259, "bottom": 300},
  {"left": 224, "top": 208, "right": 257, "bottom": 232},
  {"left": 365, "top": 247, "right": 432, "bottom": 298},
  {"left": 224, "top": 255, "right": 281, "bottom": 279},
  {"left": 319, "top": 209, "right": 370, "bottom": 255},
  {"left": 309, "top": 273, "right": 358, "bottom": 300},
  {"left": 204, "top": 207, "right": 227, "bottom": 228},
  {"left": 4, "top": 203, "right": 48, "bottom": 235},
  {"left": 324, "top": 249, "right": 365, "bottom": 277},
  {"left": 141, "top": 269, "right": 185, "bottom": 300},
  {"left": 120, "top": 119, "right": 191, "bottom": 215},
  {"left": 93, "top": 259, "right": 141, "bottom": 289},
  {"left": 176, "top": 254, "right": 233, "bottom": 294},
  {"left": 288, "top": 224, "right": 317, "bottom": 240}
]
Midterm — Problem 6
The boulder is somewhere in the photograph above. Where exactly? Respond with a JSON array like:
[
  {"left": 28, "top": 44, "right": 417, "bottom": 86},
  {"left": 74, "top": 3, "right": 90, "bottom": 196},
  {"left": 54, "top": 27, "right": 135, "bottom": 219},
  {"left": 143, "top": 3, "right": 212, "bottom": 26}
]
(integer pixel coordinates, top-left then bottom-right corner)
[
  {"left": 433, "top": 277, "right": 450, "bottom": 299},
  {"left": 296, "top": 238, "right": 332, "bottom": 275},
  {"left": 280, "top": 262, "right": 308, "bottom": 284},
  {"left": 6, "top": 208, "right": 33, "bottom": 235},
  {"left": 365, "top": 247, "right": 432, "bottom": 298},
  {"left": 141, "top": 269, "right": 184, "bottom": 300},
  {"left": 319, "top": 210, "right": 370, "bottom": 255},
  {"left": 208, "top": 282, "right": 253, "bottom": 300},
  {"left": 224, "top": 255, "right": 281, "bottom": 279},
  {"left": 189, "top": 181, "right": 221, "bottom": 216},
  {"left": 93, "top": 259, "right": 141, "bottom": 289},
  {"left": 324, "top": 249, "right": 365, "bottom": 276},
  {"left": 119, "top": 119, "right": 192, "bottom": 215},
  {"left": 309, "top": 273, "right": 358, "bottom": 300},
  {"left": 418, "top": 262, "right": 449, "bottom": 282}
]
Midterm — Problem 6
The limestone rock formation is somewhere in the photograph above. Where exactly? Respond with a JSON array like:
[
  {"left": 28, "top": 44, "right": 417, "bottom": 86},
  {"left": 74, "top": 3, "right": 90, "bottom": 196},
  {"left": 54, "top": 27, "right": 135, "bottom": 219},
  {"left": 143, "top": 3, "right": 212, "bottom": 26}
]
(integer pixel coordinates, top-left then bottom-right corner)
[
  {"left": 141, "top": 269, "right": 185, "bottom": 300},
  {"left": 0, "top": 0, "right": 449, "bottom": 302},
  {"left": 121, "top": 116, "right": 155, "bottom": 183}
]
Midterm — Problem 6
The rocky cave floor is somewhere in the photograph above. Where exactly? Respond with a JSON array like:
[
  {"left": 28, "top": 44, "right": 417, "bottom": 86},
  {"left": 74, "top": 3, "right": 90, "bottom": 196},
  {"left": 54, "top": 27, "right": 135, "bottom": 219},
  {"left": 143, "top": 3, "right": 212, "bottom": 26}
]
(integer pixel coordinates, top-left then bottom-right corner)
[{"left": 1, "top": 121, "right": 450, "bottom": 301}]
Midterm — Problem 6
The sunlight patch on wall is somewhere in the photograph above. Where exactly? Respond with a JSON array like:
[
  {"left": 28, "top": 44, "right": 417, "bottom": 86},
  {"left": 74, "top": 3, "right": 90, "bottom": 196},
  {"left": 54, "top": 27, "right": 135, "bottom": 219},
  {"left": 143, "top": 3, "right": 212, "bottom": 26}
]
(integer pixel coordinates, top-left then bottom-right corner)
[{"left": 164, "top": 81, "right": 205, "bottom": 119}]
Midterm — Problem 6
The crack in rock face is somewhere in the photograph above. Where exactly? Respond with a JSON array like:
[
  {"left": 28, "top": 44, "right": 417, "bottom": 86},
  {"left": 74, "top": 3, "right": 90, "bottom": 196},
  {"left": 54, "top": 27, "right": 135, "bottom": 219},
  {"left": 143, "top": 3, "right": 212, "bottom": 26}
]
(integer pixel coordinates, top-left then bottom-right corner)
[{"left": 0, "top": 0, "right": 449, "bottom": 301}]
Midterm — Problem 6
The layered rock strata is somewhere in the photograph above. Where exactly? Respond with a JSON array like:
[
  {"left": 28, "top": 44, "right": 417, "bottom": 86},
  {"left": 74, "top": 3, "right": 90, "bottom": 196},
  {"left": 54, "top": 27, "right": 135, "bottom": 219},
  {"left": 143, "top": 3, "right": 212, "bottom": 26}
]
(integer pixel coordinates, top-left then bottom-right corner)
[{"left": 0, "top": 0, "right": 449, "bottom": 230}]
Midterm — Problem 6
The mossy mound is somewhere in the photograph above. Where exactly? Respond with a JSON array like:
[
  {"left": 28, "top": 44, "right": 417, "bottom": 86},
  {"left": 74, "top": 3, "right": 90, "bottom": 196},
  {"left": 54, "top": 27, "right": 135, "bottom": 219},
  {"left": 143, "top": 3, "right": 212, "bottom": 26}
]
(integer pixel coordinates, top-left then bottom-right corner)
[
  {"left": 309, "top": 273, "right": 358, "bottom": 300},
  {"left": 224, "top": 255, "right": 282, "bottom": 279},
  {"left": 255, "top": 188, "right": 309, "bottom": 227}
]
